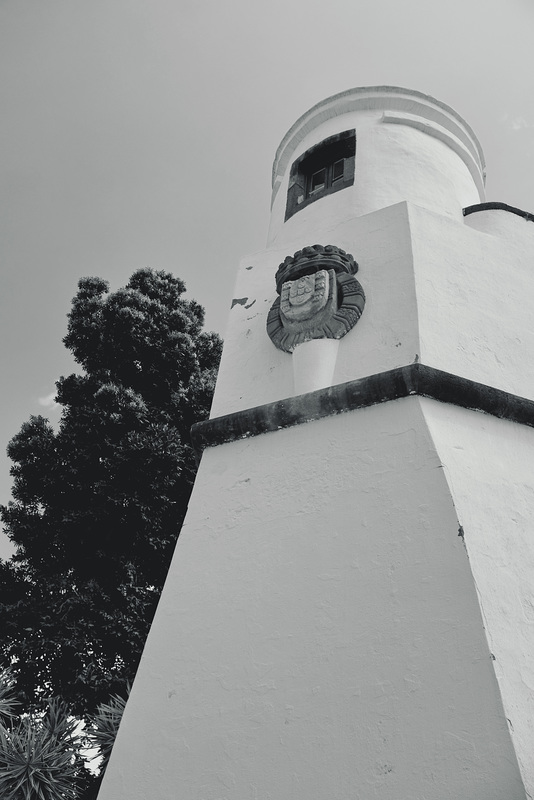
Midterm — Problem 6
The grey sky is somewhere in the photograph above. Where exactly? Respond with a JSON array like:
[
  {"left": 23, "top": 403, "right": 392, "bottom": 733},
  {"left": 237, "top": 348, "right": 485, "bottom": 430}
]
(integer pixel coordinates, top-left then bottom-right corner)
[{"left": 1, "top": 0, "right": 534, "bottom": 557}]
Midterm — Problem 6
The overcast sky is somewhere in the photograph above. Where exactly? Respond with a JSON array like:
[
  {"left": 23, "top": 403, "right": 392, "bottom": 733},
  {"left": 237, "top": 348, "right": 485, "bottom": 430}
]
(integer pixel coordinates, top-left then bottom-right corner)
[{"left": 1, "top": 0, "right": 534, "bottom": 557}]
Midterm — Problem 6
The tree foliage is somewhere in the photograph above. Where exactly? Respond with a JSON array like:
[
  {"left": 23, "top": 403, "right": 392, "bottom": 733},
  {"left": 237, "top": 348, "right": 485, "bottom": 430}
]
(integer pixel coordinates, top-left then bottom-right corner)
[{"left": 0, "top": 269, "right": 222, "bottom": 718}]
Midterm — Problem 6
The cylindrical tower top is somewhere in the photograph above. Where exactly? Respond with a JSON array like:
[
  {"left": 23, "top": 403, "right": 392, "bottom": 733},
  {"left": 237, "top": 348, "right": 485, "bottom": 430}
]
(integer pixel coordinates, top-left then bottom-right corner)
[{"left": 268, "top": 86, "right": 486, "bottom": 246}]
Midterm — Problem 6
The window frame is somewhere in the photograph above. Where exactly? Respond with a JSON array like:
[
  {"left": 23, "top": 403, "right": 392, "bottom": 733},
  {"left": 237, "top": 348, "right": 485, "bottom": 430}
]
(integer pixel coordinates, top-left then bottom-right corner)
[{"left": 285, "top": 129, "right": 356, "bottom": 221}]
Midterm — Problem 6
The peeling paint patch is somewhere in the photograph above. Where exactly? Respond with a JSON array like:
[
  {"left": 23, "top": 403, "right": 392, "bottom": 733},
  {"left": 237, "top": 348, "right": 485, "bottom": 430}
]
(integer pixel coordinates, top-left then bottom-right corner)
[
  {"left": 458, "top": 524, "right": 468, "bottom": 553},
  {"left": 231, "top": 297, "right": 248, "bottom": 309},
  {"left": 246, "top": 265, "right": 254, "bottom": 270},
  {"left": 244, "top": 299, "right": 256, "bottom": 310}
]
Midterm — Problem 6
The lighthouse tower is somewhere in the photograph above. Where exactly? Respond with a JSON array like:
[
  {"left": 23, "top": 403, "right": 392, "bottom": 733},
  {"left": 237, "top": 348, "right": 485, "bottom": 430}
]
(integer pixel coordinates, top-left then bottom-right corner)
[{"left": 98, "top": 87, "right": 534, "bottom": 799}]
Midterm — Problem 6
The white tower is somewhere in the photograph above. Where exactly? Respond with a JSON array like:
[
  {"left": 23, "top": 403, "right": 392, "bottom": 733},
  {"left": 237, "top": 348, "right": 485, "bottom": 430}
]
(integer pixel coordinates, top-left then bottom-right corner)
[{"left": 98, "top": 87, "right": 534, "bottom": 799}]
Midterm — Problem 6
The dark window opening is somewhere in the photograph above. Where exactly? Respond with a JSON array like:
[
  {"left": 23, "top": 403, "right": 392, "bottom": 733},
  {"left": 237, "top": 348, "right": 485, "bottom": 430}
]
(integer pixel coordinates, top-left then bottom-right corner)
[
  {"left": 309, "top": 168, "right": 326, "bottom": 195},
  {"left": 285, "top": 129, "right": 356, "bottom": 221},
  {"left": 332, "top": 158, "right": 344, "bottom": 183}
]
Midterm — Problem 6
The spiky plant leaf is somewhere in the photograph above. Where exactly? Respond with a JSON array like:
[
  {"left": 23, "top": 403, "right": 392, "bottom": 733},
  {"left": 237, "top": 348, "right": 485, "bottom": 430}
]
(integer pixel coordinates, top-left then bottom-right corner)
[
  {"left": 0, "top": 699, "right": 81, "bottom": 800},
  {"left": 89, "top": 693, "right": 126, "bottom": 770},
  {"left": 0, "top": 668, "right": 19, "bottom": 722}
]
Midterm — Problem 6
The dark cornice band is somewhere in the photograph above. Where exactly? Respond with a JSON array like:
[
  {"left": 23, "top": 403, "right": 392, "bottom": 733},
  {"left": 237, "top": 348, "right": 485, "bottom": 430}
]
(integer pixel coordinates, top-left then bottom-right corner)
[{"left": 191, "top": 364, "right": 534, "bottom": 456}]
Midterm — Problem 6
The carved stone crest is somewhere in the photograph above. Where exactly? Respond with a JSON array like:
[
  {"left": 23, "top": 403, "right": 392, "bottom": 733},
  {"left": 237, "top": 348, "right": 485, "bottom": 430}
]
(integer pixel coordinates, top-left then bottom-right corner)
[
  {"left": 279, "top": 269, "right": 337, "bottom": 329},
  {"left": 266, "top": 244, "right": 365, "bottom": 353}
]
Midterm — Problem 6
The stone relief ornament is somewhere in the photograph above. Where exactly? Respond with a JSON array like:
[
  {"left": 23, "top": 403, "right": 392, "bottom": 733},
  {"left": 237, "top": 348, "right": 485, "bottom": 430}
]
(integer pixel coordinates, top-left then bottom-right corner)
[
  {"left": 280, "top": 269, "right": 337, "bottom": 329},
  {"left": 266, "top": 244, "right": 365, "bottom": 353}
]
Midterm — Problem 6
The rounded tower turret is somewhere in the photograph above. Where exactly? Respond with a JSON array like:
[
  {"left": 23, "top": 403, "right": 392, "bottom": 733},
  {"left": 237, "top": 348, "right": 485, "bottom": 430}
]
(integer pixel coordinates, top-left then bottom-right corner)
[{"left": 268, "top": 86, "right": 485, "bottom": 246}]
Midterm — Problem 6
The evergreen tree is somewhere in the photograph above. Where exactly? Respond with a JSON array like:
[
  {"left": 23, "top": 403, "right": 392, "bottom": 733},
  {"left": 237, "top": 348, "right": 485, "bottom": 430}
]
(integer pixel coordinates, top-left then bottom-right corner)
[{"left": 0, "top": 269, "right": 222, "bottom": 718}]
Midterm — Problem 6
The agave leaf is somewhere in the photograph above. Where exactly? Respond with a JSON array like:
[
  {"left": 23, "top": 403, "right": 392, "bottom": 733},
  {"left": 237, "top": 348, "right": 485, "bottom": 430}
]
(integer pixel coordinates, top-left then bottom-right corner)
[
  {"left": 89, "top": 691, "right": 127, "bottom": 768},
  {"left": 0, "top": 697, "right": 80, "bottom": 800},
  {"left": 0, "top": 668, "right": 20, "bottom": 721}
]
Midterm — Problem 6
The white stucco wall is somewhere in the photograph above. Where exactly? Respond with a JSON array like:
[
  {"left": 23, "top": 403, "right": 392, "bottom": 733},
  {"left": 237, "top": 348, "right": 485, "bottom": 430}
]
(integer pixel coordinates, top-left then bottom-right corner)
[
  {"left": 212, "top": 198, "right": 534, "bottom": 419},
  {"left": 211, "top": 88, "right": 488, "bottom": 418},
  {"left": 98, "top": 398, "right": 524, "bottom": 800},
  {"left": 211, "top": 201, "right": 419, "bottom": 418},
  {"left": 268, "top": 87, "right": 484, "bottom": 248},
  {"left": 268, "top": 113, "right": 480, "bottom": 250},
  {"left": 422, "top": 399, "right": 534, "bottom": 797},
  {"left": 464, "top": 207, "right": 534, "bottom": 239},
  {"left": 98, "top": 88, "right": 534, "bottom": 799},
  {"left": 413, "top": 204, "right": 534, "bottom": 399}
]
